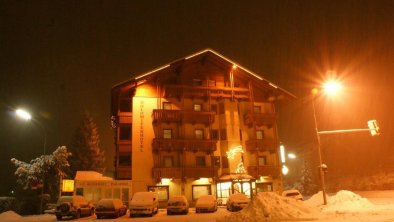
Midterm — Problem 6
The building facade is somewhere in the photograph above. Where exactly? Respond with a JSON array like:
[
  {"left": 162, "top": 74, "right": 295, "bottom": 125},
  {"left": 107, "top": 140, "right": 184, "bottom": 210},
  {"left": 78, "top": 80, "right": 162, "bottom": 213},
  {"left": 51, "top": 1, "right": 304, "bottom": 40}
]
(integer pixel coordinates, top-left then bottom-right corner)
[{"left": 110, "top": 49, "right": 294, "bottom": 205}]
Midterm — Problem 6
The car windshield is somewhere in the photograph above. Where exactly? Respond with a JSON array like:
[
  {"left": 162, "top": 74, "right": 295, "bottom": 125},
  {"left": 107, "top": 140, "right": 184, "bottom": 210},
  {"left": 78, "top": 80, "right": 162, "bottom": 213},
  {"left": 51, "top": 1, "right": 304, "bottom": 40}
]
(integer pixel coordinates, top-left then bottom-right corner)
[{"left": 286, "top": 192, "right": 300, "bottom": 197}]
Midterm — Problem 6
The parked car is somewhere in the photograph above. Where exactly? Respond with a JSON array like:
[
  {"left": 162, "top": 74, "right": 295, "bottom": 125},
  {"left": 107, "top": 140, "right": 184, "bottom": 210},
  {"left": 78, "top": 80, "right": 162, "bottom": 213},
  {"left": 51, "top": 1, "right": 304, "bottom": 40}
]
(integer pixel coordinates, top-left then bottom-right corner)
[
  {"left": 55, "top": 195, "right": 94, "bottom": 220},
  {"left": 195, "top": 195, "right": 217, "bottom": 213},
  {"left": 226, "top": 193, "right": 250, "bottom": 212},
  {"left": 95, "top": 198, "right": 127, "bottom": 219},
  {"left": 167, "top": 195, "right": 189, "bottom": 215},
  {"left": 129, "top": 192, "right": 159, "bottom": 217},
  {"left": 282, "top": 189, "right": 304, "bottom": 201}
]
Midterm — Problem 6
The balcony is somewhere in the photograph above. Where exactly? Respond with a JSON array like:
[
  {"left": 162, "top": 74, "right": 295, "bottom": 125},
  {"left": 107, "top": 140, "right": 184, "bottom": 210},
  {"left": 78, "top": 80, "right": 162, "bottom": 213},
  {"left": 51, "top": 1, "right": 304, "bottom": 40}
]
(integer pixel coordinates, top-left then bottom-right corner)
[
  {"left": 152, "top": 167, "right": 219, "bottom": 180},
  {"left": 152, "top": 138, "right": 217, "bottom": 153},
  {"left": 244, "top": 112, "right": 276, "bottom": 127},
  {"left": 152, "top": 109, "right": 215, "bottom": 125},
  {"left": 163, "top": 85, "right": 250, "bottom": 100},
  {"left": 245, "top": 139, "right": 278, "bottom": 153},
  {"left": 247, "top": 165, "right": 280, "bottom": 179},
  {"left": 116, "top": 167, "right": 132, "bottom": 179}
]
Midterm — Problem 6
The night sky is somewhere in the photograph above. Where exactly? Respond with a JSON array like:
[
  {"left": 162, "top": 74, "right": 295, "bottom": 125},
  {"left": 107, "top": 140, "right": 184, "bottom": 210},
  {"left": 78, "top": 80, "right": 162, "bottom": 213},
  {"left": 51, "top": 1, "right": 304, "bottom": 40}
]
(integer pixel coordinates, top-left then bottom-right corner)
[{"left": 1, "top": 0, "right": 394, "bottom": 195}]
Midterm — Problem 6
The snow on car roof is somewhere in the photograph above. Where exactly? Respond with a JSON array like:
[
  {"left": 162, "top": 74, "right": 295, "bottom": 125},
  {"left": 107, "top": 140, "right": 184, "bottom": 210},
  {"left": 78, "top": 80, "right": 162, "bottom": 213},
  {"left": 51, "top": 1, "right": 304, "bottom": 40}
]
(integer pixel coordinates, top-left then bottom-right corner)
[{"left": 75, "top": 171, "right": 113, "bottom": 181}]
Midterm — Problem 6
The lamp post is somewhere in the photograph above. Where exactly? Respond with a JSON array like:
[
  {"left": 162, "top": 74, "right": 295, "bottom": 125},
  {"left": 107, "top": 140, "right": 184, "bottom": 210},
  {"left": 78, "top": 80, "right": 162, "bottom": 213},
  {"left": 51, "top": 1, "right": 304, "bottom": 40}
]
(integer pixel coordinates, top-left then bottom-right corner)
[
  {"left": 15, "top": 108, "right": 47, "bottom": 213},
  {"left": 311, "top": 80, "right": 342, "bottom": 205}
]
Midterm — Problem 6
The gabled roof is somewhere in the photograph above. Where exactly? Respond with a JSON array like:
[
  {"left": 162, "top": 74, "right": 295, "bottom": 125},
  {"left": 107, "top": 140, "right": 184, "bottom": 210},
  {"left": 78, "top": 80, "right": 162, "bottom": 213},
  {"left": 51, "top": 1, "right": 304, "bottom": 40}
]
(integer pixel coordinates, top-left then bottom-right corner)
[{"left": 112, "top": 48, "right": 295, "bottom": 99}]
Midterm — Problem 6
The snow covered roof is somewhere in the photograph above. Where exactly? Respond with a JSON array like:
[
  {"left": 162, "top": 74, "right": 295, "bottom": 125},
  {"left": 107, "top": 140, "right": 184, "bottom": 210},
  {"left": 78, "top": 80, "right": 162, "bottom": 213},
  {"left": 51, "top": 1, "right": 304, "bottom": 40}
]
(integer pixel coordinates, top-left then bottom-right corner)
[{"left": 75, "top": 171, "right": 113, "bottom": 181}]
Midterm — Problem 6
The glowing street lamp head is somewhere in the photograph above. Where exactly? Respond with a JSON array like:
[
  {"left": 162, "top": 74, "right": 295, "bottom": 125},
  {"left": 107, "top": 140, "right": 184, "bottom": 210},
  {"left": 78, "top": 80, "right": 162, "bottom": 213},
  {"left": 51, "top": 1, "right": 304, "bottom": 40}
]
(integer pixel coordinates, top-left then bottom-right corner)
[
  {"left": 323, "top": 80, "right": 342, "bottom": 96},
  {"left": 15, "top": 109, "right": 32, "bottom": 121}
]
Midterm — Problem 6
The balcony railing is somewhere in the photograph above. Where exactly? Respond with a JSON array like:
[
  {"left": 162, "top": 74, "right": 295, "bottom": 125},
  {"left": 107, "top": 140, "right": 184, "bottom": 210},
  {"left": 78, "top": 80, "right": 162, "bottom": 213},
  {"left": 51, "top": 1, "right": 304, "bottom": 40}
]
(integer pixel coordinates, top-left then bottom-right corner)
[
  {"left": 152, "top": 109, "right": 215, "bottom": 125},
  {"left": 152, "top": 138, "right": 217, "bottom": 153},
  {"left": 163, "top": 85, "right": 250, "bottom": 100},
  {"left": 116, "top": 167, "right": 132, "bottom": 180},
  {"left": 244, "top": 112, "right": 276, "bottom": 127},
  {"left": 247, "top": 165, "right": 280, "bottom": 179},
  {"left": 245, "top": 139, "right": 278, "bottom": 153},
  {"left": 152, "top": 167, "right": 219, "bottom": 180}
]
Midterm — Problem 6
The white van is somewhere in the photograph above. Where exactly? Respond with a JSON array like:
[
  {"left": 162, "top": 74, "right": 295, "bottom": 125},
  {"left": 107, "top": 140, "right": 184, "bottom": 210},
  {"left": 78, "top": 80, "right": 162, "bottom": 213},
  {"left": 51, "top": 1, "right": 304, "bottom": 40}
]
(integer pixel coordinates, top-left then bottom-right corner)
[{"left": 129, "top": 192, "right": 159, "bottom": 217}]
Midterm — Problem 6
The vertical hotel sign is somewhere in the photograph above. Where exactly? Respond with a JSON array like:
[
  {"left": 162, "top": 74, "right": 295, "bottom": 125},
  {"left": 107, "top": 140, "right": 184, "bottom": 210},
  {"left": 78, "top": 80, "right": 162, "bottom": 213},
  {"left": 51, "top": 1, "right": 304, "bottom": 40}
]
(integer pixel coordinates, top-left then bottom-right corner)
[{"left": 139, "top": 100, "right": 144, "bottom": 152}]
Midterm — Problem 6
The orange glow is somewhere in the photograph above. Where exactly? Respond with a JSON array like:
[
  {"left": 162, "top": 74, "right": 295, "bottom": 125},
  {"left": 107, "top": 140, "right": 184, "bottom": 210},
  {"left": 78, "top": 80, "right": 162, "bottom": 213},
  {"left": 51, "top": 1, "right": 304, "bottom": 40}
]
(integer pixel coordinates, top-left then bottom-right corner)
[
  {"left": 323, "top": 80, "right": 342, "bottom": 96},
  {"left": 232, "top": 64, "right": 237, "bottom": 69}
]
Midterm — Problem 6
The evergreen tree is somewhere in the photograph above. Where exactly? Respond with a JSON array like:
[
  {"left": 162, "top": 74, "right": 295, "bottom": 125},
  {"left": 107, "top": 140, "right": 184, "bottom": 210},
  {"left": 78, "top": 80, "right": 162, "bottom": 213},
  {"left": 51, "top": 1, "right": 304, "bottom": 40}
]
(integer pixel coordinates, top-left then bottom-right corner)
[
  {"left": 69, "top": 112, "right": 105, "bottom": 176},
  {"left": 299, "top": 160, "right": 318, "bottom": 195},
  {"left": 11, "top": 146, "right": 72, "bottom": 201}
]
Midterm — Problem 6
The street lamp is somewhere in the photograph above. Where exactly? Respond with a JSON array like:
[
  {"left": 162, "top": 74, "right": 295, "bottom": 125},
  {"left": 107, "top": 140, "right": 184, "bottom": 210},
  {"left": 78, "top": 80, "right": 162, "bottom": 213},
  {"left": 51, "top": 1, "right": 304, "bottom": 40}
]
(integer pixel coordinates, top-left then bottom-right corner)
[
  {"left": 311, "top": 80, "right": 342, "bottom": 205},
  {"left": 15, "top": 108, "right": 47, "bottom": 213}
]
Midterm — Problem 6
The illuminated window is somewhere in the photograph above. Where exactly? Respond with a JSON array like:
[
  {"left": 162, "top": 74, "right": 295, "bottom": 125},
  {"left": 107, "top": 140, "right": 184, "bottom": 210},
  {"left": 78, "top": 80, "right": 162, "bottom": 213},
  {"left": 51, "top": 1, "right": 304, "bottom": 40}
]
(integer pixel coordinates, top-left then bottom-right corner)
[
  {"left": 196, "top": 156, "right": 206, "bottom": 167},
  {"left": 148, "top": 186, "right": 169, "bottom": 201},
  {"left": 163, "top": 156, "right": 174, "bottom": 167},
  {"left": 192, "top": 185, "right": 211, "bottom": 200},
  {"left": 256, "top": 130, "right": 264, "bottom": 139},
  {"left": 195, "top": 129, "right": 203, "bottom": 139},
  {"left": 163, "top": 102, "right": 172, "bottom": 110},
  {"left": 119, "top": 125, "right": 131, "bottom": 140},
  {"left": 194, "top": 104, "right": 202, "bottom": 111},
  {"left": 258, "top": 156, "right": 267, "bottom": 166},
  {"left": 253, "top": 106, "right": 261, "bottom": 113},
  {"left": 163, "top": 129, "right": 172, "bottom": 139}
]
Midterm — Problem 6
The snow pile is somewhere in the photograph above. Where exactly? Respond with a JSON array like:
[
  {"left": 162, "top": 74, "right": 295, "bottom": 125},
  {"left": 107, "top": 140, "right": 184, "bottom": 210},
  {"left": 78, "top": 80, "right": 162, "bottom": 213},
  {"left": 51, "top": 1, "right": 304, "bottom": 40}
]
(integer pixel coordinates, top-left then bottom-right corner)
[
  {"left": 0, "top": 211, "right": 22, "bottom": 222},
  {"left": 306, "top": 190, "right": 378, "bottom": 213},
  {"left": 217, "top": 192, "right": 318, "bottom": 222}
]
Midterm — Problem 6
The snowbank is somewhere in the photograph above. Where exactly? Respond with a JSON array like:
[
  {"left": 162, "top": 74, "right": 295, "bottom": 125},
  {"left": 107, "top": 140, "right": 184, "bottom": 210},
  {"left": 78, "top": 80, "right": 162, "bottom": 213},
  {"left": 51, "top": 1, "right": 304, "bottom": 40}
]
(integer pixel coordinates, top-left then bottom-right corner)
[
  {"left": 217, "top": 192, "right": 318, "bottom": 222},
  {"left": 305, "top": 190, "right": 377, "bottom": 213},
  {"left": 0, "top": 211, "right": 22, "bottom": 222}
]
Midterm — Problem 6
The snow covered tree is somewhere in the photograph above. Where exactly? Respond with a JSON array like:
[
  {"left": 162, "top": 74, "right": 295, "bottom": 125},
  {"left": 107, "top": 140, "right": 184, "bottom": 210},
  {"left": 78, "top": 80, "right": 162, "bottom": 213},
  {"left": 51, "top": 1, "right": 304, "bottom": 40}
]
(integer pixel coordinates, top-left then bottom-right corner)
[
  {"left": 69, "top": 111, "right": 105, "bottom": 176},
  {"left": 299, "top": 160, "right": 318, "bottom": 195},
  {"left": 11, "top": 146, "right": 72, "bottom": 200}
]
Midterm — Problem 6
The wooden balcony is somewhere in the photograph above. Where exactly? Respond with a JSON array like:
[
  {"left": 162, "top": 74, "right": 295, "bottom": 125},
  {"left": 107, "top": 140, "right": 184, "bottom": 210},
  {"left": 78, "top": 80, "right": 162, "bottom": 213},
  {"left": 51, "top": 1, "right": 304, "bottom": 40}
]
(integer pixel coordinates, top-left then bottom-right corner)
[
  {"left": 163, "top": 85, "right": 250, "bottom": 100},
  {"left": 247, "top": 165, "right": 280, "bottom": 179},
  {"left": 152, "top": 167, "right": 219, "bottom": 179},
  {"left": 152, "top": 138, "right": 217, "bottom": 153},
  {"left": 245, "top": 139, "right": 278, "bottom": 153},
  {"left": 244, "top": 112, "right": 276, "bottom": 127},
  {"left": 152, "top": 109, "right": 215, "bottom": 125},
  {"left": 116, "top": 167, "right": 132, "bottom": 179}
]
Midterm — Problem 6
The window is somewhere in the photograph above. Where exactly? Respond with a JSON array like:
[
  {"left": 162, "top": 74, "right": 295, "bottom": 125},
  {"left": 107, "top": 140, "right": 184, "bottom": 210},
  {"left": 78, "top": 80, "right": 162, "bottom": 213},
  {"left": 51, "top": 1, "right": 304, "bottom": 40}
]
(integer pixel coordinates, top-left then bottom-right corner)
[
  {"left": 194, "top": 104, "right": 202, "bottom": 111},
  {"left": 222, "top": 156, "right": 229, "bottom": 168},
  {"left": 253, "top": 106, "right": 261, "bottom": 113},
  {"left": 256, "top": 130, "right": 264, "bottom": 140},
  {"left": 220, "top": 129, "right": 227, "bottom": 140},
  {"left": 118, "top": 153, "right": 131, "bottom": 166},
  {"left": 212, "top": 156, "right": 220, "bottom": 167},
  {"left": 119, "top": 99, "right": 132, "bottom": 112},
  {"left": 258, "top": 156, "right": 267, "bottom": 166},
  {"left": 211, "top": 104, "right": 218, "bottom": 114},
  {"left": 119, "top": 125, "right": 132, "bottom": 140},
  {"left": 218, "top": 103, "right": 225, "bottom": 114},
  {"left": 163, "top": 129, "right": 172, "bottom": 139},
  {"left": 195, "top": 129, "right": 203, "bottom": 139},
  {"left": 148, "top": 186, "right": 169, "bottom": 202},
  {"left": 192, "top": 185, "right": 211, "bottom": 200},
  {"left": 163, "top": 102, "right": 172, "bottom": 110},
  {"left": 193, "top": 79, "right": 203, "bottom": 86},
  {"left": 163, "top": 156, "right": 174, "bottom": 167},
  {"left": 196, "top": 156, "right": 206, "bottom": 167},
  {"left": 211, "top": 129, "right": 219, "bottom": 140}
]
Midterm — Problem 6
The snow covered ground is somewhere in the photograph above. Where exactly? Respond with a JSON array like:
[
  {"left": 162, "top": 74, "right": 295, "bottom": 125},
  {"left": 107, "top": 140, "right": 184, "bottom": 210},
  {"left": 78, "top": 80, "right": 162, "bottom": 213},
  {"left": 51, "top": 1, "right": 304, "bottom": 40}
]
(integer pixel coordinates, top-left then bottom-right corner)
[{"left": 2, "top": 190, "right": 394, "bottom": 222}]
